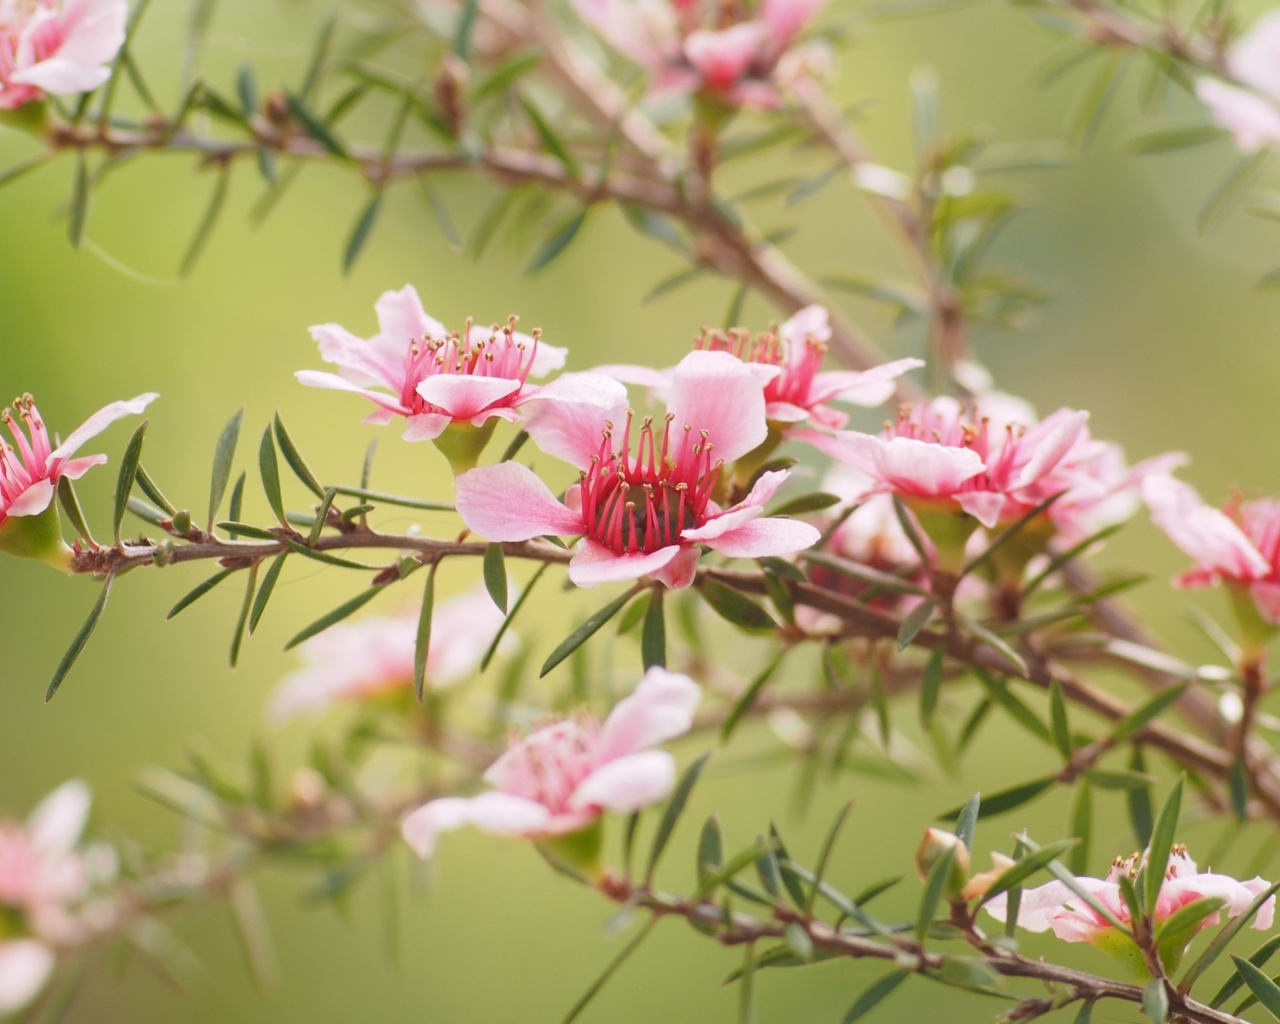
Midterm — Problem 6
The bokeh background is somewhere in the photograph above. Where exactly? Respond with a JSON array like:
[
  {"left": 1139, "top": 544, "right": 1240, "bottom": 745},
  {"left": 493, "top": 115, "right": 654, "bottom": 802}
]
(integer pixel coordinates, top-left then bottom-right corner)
[{"left": 2, "top": 0, "right": 1280, "bottom": 1020}]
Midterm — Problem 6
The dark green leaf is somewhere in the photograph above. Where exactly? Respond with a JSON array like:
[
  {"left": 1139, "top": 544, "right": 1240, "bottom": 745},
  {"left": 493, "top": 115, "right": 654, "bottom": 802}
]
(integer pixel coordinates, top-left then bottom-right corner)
[
  {"left": 721, "top": 649, "right": 787, "bottom": 742},
  {"left": 526, "top": 209, "right": 589, "bottom": 274},
  {"left": 1111, "top": 684, "right": 1188, "bottom": 741},
  {"left": 208, "top": 409, "right": 244, "bottom": 531},
  {"left": 483, "top": 543, "right": 508, "bottom": 614},
  {"left": 1049, "top": 680, "right": 1072, "bottom": 761},
  {"left": 1230, "top": 956, "right": 1280, "bottom": 1018},
  {"left": 453, "top": 0, "right": 479, "bottom": 57},
  {"left": 561, "top": 920, "right": 659, "bottom": 1024},
  {"left": 285, "top": 587, "right": 382, "bottom": 649},
  {"left": 896, "top": 599, "right": 936, "bottom": 649},
  {"left": 1206, "top": 931, "right": 1280, "bottom": 1008},
  {"left": 1143, "top": 979, "right": 1168, "bottom": 1023},
  {"left": 46, "top": 574, "right": 114, "bottom": 701},
  {"left": 1023, "top": 524, "right": 1123, "bottom": 596},
  {"left": 1084, "top": 769, "right": 1156, "bottom": 791},
  {"left": 843, "top": 972, "right": 908, "bottom": 1022},
  {"left": 1144, "top": 776, "right": 1184, "bottom": 918},
  {"left": 235, "top": 63, "right": 258, "bottom": 116},
  {"left": 331, "top": 485, "right": 453, "bottom": 512},
  {"left": 541, "top": 587, "right": 639, "bottom": 677},
  {"left": 961, "top": 615, "right": 1028, "bottom": 676},
  {"left": 769, "top": 824, "right": 808, "bottom": 908},
  {"left": 973, "top": 671, "right": 1051, "bottom": 743},
  {"left": 701, "top": 579, "right": 778, "bottom": 631},
  {"left": 227, "top": 471, "right": 246, "bottom": 536},
  {"left": 483, "top": 564, "right": 547, "bottom": 672},
  {"left": 58, "top": 476, "right": 96, "bottom": 545},
  {"left": 1068, "top": 780, "right": 1092, "bottom": 876},
  {"left": 249, "top": 552, "right": 287, "bottom": 634},
  {"left": 1127, "top": 747, "right": 1155, "bottom": 848},
  {"left": 471, "top": 51, "right": 542, "bottom": 103},
  {"left": 769, "top": 492, "right": 840, "bottom": 517},
  {"left": 806, "top": 801, "right": 853, "bottom": 914},
  {"left": 980, "top": 839, "right": 1079, "bottom": 903},
  {"left": 939, "top": 776, "right": 1055, "bottom": 821},
  {"left": 642, "top": 588, "right": 665, "bottom": 670},
  {"left": 343, "top": 192, "right": 382, "bottom": 273},
  {"left": 229, "top": 562, "right": 258, "bottom": 667},
  {"left": 167, "top": 567, "right": 236, "bottom": 619},
  {"left": 1229, "top": 758, "right": 1249, "bottom": 822},
  {"left": 134, "top": 464, "right": 176, "bottom": 516},
  {"left": 916, "top": 845, "right": 955, "bottom": 943},
  {"left": 520, "top": 95, "right": 579, "bottom": 177},
  {"left": 961, "top": 492, "right": 1063, "bottom": 581},
  {"left": 696, "top": 814, "right": 723, "bottom": 879},
  {"left": 307, "top": 488, "right": 337, "bottom": 546},
  {"left": 272, "top": 414, "right": 324, "bottom": 499},
  {"left": 414, "top": 563, "right": 438, "bottom": 701},
  {"left": 68, "top": 151, "right": 90, "bottom": 249},
  {"left": 180, "top": 164, "right": 231, "bottom": 277},
  {"left": 258, "top": 427, "right": 286, "bottom": 526},
  {"left": 920, "top": 648, "right": 944, "bottom": 727},
  {"left": 1129, "top": 124, "right": 1226, "bottom": 155},
  {"left": 954, "top": 793, "right": 980, "bottom": 849},
  {"left": 783, "top": 923, "right": 813, "bottom": 962},
  {"left": 112, "top": 419, "right": 147, "bottom": 545},
  {"left": 1156, "top": 896, "right": 1227, "bottom": 947},
  {"left": 1200, "top": 150, "right": 1269, "bottom": 236},
  {"left": 285, "top": 91, "right": 349, "bottom": 159},
  {"left": 646, "top": 753, "right": 710, "bottom": 882},
  {"left": 803, "top": 551, "right": 926, "bottom": 596}
]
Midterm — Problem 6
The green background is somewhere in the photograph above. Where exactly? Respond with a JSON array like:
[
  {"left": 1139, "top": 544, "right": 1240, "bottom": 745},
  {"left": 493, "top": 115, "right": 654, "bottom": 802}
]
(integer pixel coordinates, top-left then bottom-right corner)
[{"left": 1, "top": 0, "right": 1278, "bottom": 1020}]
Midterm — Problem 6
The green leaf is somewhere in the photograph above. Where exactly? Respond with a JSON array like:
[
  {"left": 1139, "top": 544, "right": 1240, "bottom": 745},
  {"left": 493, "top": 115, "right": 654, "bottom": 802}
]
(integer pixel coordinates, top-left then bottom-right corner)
[
  {"left": 258, "top": 427, "right": 286, "bottom": 526},
  {"left": 180, "top": 164, "right": 231, "bottom": 277},
  {"left": 452, "top": 0, "right": 479, "bottom": 57},
  {"left": 68, "top": 151, "right": 90, "bottom": 249},
  {"left": 235, "top": 63, "right": 258, "bottom": 116},
  {"left": 696, "top": 814, "right": 724, "bottom": 879},
  {"left": 45, "top": 574, "right": 114, "bottom": 701},
  {"left": 1019, "top": 836, "right": 1128, "bottom": 932},
  {"left": 1143, "top": 776, "right": 1184, "bottom": 918},
  {"left": 980, "top": 839, "right": 1079, "bottom": 903},
  {"left": 483, "top": 564, "right": 548, "bottom": 672},
  {"left": 1022, "top": 524, "right": 1123, "bottom": 596},
  {"left": 414, "top": 562, "right": 438, "bottom": 701},
  {"left": 896, "top": 598, "right": 936, "bottom": 649},
  {"left": 285, "top": 91, "right": 349, "bottom": 159},
  {"left": 916, "top": 845, "right": 955, "bottom": 943},
  {"left": 57, "top": 476, "right": 96, "bottom": 546},
  {"left": 1127, "top": 747, "right": 1155, "bottom": 848},
  {"left": 806, "top": 801, "right": 853, "bottom": 914},
  {"left": 973, "top": 671, "right": 1051, "bottom": 743},
  {"left": 701, "top": 579, "right": 778, "bottom": 631},
  {"left": 939, "top": 776, "right": 1055, "bottom": 821},
  {"left": 769, "top": 824, "right": 808, "bottom": 908},
  {"left": 783, "top": 923, "right": 813, "bottom": 962},
  {"left": 961, "top": 491, "right": 1063, "bottom": 581},
  {"left": 167, "top": 568, "right": 236, "bottom": 619},
  {"left": 227, "top": 471, "right": 246, "bottom": 536},
  {"left": 343, "top": 192, "right": 382, "bottom": 273},
  {"left": 483, "top": 543, "right": 508, "bottom": 614},
  {"left": 1142, "top": 979, "right": 1168, "bottom": 1023},
  {"left": 471, "top": 51, "right": 542, "bottom": 103},
  {"left": 1155, "top": 896, "right": 1226, "bottom": 947},
  {"left": 842, "top": 972, "right": 908, "bottom": 1023},
  {"left": 1068, "top": 53, "right": 1125, "bottom": 150},
  {"left": 285, "top": 587, "right": 382, "bottom": 650},
  {"left": 272, "top": 414, "right": 325, "bottom": 499},
  {"left": 891, "top": 495, "right": 931, "bottom": 565},
  {"left": 1049, "top": 679, "right": 1072, "bottom": 761},
  {"left": 769, "top": 492, "right": 841, "bottom": 517},
  {"left": 208, "top": 408, "right": 244, "bottom": 531},
  {"left": 1229, "top": 758, "right": 1249, "bottom": 822},
  {"left": 249, "top": 552, "right": 288, "bottom": 634},
  {"left": 954, "top": 793, "right": 980, "bottom": 849},
  {"left": 1230, "top": 955, "right": 1280, "bottom": 1018},
  {"left": 307, "top": 488, "right": 337, "bottom": 546},
  {"left": 1068, "top": 780, "right": 1092, "bottom": 876},
  {"left": 331, "top": 485, "right": 453, "bottom": 512},
  {"left": 803, "top": 552, "right": 927, "bottom": 596},
  {"left": 920, "top": 648, "right": 944, "bottom": 727},
  {"left": 1084, "top": 769, "right": 1157, "bottom": 791},
  {"left": 1185, "top": 882, "right": 1280, "bottom": 996},
  {"left": 646, "top": 753, "right": 710, "bottom": 882},
  {"left": 520, "top": 95, "right": 579, "bottom": 178},
  {"left": 229, "top": 562, "right": 258, "bottom": 668},
  {"left": 642, "top": 588, "right": 666, "bottom": 670},
  {"left": 960, "top": 615, "right": 1028, "bottom": 676},
  {"left": 526, "top": 209, "right": 589, "bottom": 274},
  {"left": 541, "top": 588, "right": 639, "bottom": 677},
  {"left": 112, "top": 419, "right": 147, "bottom": 545},
  {"left": 134, "top": 464, "right": 176, "bottom": 516},
  {"left": 1200, "top": 150, "right": 1269, "bottom": 236},
  {"left": 561, "top": 919, "right": 659, "bottom": 1024},
  {"left": 1129, "top": 124, "right": 1226, "bottom": 155},
  {"left": 721, "top": 649, "right": 787, "bottom": 742}
]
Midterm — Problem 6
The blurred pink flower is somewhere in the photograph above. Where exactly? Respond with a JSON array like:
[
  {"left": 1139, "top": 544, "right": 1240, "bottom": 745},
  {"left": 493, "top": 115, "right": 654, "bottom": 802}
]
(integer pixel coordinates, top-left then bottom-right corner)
[
  {"left": 598, "top": 306, "right": 921, "bottom": 430},
  {"left": 269, "top": 587, "right": 510, "bottom": 720},
  {"left": 401, "top": 667, "right": 700, "bottom": 856},
  {"left": 0, "top": 393, "right": 156, "bottom": 564},
  {"left": 569, "top": 0, "right": 828, "bottom": 108},
  {"left": 0, "top": 0, "right": 126, "bottom": 110},
  {"left": 985, "top": 846, "right": 1274, "bottom": 944},
  {"left": 1197, "top": 14, "right": 1280, "bottom": 151},
  {"left": 455, "top": 351, "right": 821, "bottom": 588},
  {"left": 298, "top": 285, "right": 617, "bottom": 444},
  {"left": 1144, "top": 473, "right": 1280, "bottom": 622},
  {"left": 0, "top": 781, "right": 96, "bottom": 1014}
]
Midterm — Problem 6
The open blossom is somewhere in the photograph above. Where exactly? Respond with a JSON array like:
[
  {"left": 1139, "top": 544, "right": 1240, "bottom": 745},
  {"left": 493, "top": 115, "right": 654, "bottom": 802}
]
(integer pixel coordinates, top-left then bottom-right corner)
[
  {"left": 1196, "top": 14, "right": 1280, "bottom": 151},
  {"left": 268, "top": 587, "right": 510, "bottom": 721},
  {"left": 0, "top": 782, "right": 102, "bottom": 1014},
  {"left": 570, "top": 0, "right": 829, "bottom": 108},
  {"left": 598, "top": 306, "right": 921, "bottom": 432},
  {"left": 0, "top": 0, "right": 126, "bottom": 110},
  {"left": 401, "top": 667, "right": 700, "bottom": 856},
  {"left": 984, "top": 846, "right": 1274, "bottom": 948},
  {"left": 1144, "top": 473, "right": 1280, "bottom": 623},
  {"left": 455, "top": 351, "right": 821, "bottom": 588},
  {"left": 0, "top": 392, "right": 156, "bottom": 565}
]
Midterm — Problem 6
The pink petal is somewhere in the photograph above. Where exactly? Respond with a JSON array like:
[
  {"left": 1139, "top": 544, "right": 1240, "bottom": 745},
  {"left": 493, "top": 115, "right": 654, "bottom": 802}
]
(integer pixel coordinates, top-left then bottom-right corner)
[
  {"left": 570, "top": 750, "right": 677, "bottom": 812},
  {"left": 683, "top": 469, "right": 789, "bottom": 543},
  {"left": 415, "top": 375, "right": 521, "bottom": 420},
  {"left": 0, "top": 941, "right": 54, "bottom": 1014},
  {"left": 401, "top": 793, "right": 552, "bottom": 856},
  {"left": 765, "top": 401, "right": 811, "bottom": 423},
  {"left": 1167, "top": 873, "right": 1274, "bottom": 925},
  {"left": 762, "top": 0, "right": 828, "bottom": 41},
  {"left": 806, "top": 358, "right": 925, "bottom": 408},
  {"left": 10, "top": 58, "right": 109, "bottom": 93},
  {"left": 706, "top": 516, "right": 821, "bottom": 558},
  {"left": 57, "top": 455, "right": 106, "bottom": 481},
  {"left": 1229, "top": 12, "right": 1280, "bottom": 101},
  {"left": 667, "top": 350, "right": 770, "bottom": 464},
  {"left": 567, "top": 539, "right": 682, "bottom": 587},
  {"left": 27, "top": 781, "right": 90, "bottom": 856},
  {"left": 455, "top": 463, "right": 583, "bottom": 541},
  {"left": 47, "top": 393, "right": 157, "bottom": 463},
  {"left": 1245, "top": 878, "right": 1278, "bottom": 929},
  {"left": 984, "top": 878, "right": 1116, "bottom": 934},
  {"left": 526, "top": 339, "right": 568, "bottom": 378},
  {"left": 684, "top": 24, "right": 765, "bottom": 90},
  {"left": 651, "top": 547, "right": 701, "bottom": 588},
  {"left": 308, "top": 323, "right": 402, "bottom": 389},
  {"left": 1196, "top": 78, "right": 1280, "bottom": 152},
  {"left": 590, "top": 364, "right": 673, "bottom": 389},
  {"left": 1014, "top": 409, "right": 1091, "bottom": 489},
  {"left": 519, "top": 372, "right": 629, "bottom": 467},
  {"left": 374, "top": 285, "right": 447, "bottom": 344},
  {"left": 597, "top": 667, "right": 702, "bottom": 760},
  {"left": 812, "top": 432, "right": 987, "bottom": 498},
  {"left": 294, "top": 371, "right": 408, "bottom": 416},
  {"left": 956, "top": 491, "right": 1006, "bottom": 529},
  {"left": 6, "top": 480, "right": 56, "bottom": 518},
  {"left": 778, "top": 304, "right": 831, "bottom": 344},
  {"left": 1144, "top": 474, "right": 1271, "bottom": 580},
  {"left": 401, "top": 413, "right": 451, "bottom": 442}
]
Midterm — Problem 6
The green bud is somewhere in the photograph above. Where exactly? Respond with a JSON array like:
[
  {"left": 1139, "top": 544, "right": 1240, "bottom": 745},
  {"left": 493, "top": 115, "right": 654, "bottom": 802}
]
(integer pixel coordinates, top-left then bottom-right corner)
[
  {"left": 902, "top": 497, "right": 980, "bottom": 575},
  {"left": 432, "top": 420, "right": 499, "bottom": 476},
  {"left": 0, "top": 501, "right": 73, "bottom": 571},
  {"left": 915, "top": 828, "right": 971, "bottom": 899},
  {"left": 535, "top": 818, "right": 605, "bottom": 882},
  {"left": 171, "top": 510, "right": 192, "bottom": 534}
]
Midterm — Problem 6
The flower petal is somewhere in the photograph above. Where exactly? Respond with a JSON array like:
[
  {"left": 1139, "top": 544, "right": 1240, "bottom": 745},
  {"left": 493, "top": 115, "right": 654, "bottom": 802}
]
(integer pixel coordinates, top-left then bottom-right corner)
[
  {"left": 415, "top": 375, "right": 521, "bottom": 420},
  {"left": 1144, "top": 474, "right": 1271, "bottom": 581},
  {"left": 570, "top": 750, "right": 677, "bottom": 812},
  {"left": 401, "top": 793, "right": 552, "bottom": 857},
  {"left": 650, "top": 547, "right": 701, "bottom": 588},
  {"left": 400, "top": 413, "right": 452, "bottom": 442},
  {"left": 526, "top": 339, "right": 568, "bottom": 378},
  {"left": 703, "top": 516, "right": 821, "bottom": 558},
  {"left": 455, "top": 463, "right": 583, "bottom": 541},
  {"left": 667, "top": 350, "right": 769, "bottom": 464},
  {"left": 294, "top": 371, "right": 408, "bottom": 416},
  {"left": 308, "top": 323, "right": 403, "bottom": 389},
  {"left": 598, "top": 666, "right": 702, "bottom": 760},
  {"left": 27, "top": 781, "right": 90, "bottom": 856},
  {"left": 6, "top": 480, "right": 56, "bottom": 518},
  {"left": 567, "top": 539, "right": 681, "bottom": 587},
  {"left": 374, "top": 285, "right": 447, "bottom": 344},
  {"left": 520, "top": 372, "right": 629, "bottom": 467},
  {"left": 956, "top": 491, "right": 1006, "bottom": 529},
  {"left": 807, "top": 358, "right": 925, "bottom": 409},
  {"left": 47, "top": 393, "right": 157, "bottom": 464},
  {"left": 0, "top": 941, "right": 54, "bottom": 1015}
]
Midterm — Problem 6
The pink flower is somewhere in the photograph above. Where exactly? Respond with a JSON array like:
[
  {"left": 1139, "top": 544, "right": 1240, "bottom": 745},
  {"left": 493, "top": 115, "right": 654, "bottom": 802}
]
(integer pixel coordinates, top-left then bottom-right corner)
[
  {"left": 985, "top": 846, "right": 1274, "bottom": 945},
  {"left": 0, "top": 781, "right": 96, "bottom": 1014},
  {"left": 1197, "top": 14, "right": 1280, "bottom": 151},
  {"left": 0, "top": 392, "right": 156, "bottom": 565},
  {"left": 268, "top": 587, "right": 511, "bottom": 721},
  {"left": 401, "top": 667, "right": 700, "bottom": 856},
  {"left": 598, "top": 306, "right": 921, "bottom": 431},
  {"left": 0, "top": 0, "right": 126, "bottom": 110},
  {"left": 455, "top": 351, "right": 822, "bottom": 588},
  {"left": 1144, "top": 473, "right": 1280, "bottom": 622},
  {"left": 298, "top": 286, "right": 611, "bottom": 465},
  {"left": 569, "top": 0, "right": 828, "bottom": 108}
]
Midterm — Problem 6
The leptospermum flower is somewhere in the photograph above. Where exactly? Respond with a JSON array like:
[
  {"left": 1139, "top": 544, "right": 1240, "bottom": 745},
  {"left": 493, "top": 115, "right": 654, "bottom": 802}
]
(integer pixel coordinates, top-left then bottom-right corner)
[
  {"left": 570, "top": 0, "right": 830, "bottom": 109},
  {"left": 0, "top": 0, "right": 127, "bottom": 112},
  {"left": 0, "top": 782, "right": 98, "bottom": 1014},
  {"left": 455, "top": 351, "right": 822, "bottom": 588},
  {"left": 1196, "top": 14, "right": 1280, "bottom": 151},
  {"left": 297, "top": 285, "right": 611, "bottom": 472},
  {"left": 268, "top": 587, "right": 509, "bottom": 721},
  {"left": 984, "top": 846, "right": 1274, "bottom": 975},
  {"left": 1144, "top": 473, "right": 1280, "bottom": 650},
  {"left": 400, "top": 667, "right": 700, "bottom": 870},
  {"left": 0, "top": 392, "right": 157, "bottom": 568}
]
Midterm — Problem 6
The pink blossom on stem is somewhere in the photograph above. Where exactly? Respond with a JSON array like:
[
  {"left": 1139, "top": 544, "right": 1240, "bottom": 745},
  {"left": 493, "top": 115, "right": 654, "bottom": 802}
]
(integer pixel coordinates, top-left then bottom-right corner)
[
  {"left": 1144, "top": 472, "right": 1280, "bottom": 624},
  {"left": 400, "top": 667, "right": 700, "bottom": 856},
  {"left": 455, "top": 351, "right": 821, "bottom": 588},
  {"left": 984, "top": 846, "right": 1274, "bottom": 964},
  {"left": 0, "top": 0, "right": 126, "bottom": 110},
  {"left": 268, "top": 587, "right": 510, "bottom": 721},
  {"left": 1196, "top": 14, "right": 1280, "bottom": 151},
  {"left": 0, "top": 392, "right": 157, "bottom": 566}
]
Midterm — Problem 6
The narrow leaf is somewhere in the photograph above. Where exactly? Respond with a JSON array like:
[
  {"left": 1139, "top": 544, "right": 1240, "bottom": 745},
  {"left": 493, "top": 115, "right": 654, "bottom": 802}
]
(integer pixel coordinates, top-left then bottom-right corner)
[
  {"left": 939, "top": 777, "right": 1055, "bottom": 820},
  {"left": 343, "top": 192, "right": 382, "bottom": 273},
  {"left": 920, "top": 648, "right": 944, "bottom": 727},
  {"left": 642, "top": 587, "right": 666, "bottom": 670},
  {"left": 646, "top": 753, "right": 710, "bottom": 882},
  {"left": 285, "top": 587, "right": 382, "bottom": 649},
  {"left": 1145, "top": 776, "right": 1184, "bottom": 918},
  {"left": 180, "top": 164, "right": 231, "bottom": 277},
  {"left": 272, "top": 414, "right": 324, "bottom": 498},
  {"left": 1230, "top": 955, "right": 1280, "bottom": 1018},
  {"left": 229, "top": 562, "right": 258, "bottom": 668},
  {"left": 561, "top": 919, "right": 659, "bottom": 1024},
  {"left": 721, "top": 650, "right": 787, "bottom": 742},
  {"left": 285, "top": 91, "right": 349, "bottom": 158},
  {"left": 57, "top": 476, "right": 96, "bottom": 545},
  {"left": 112, "top": 420, "right": 147, "bottom": 544},
  {"left": 1049, "top": 679, "right": 1072, "bottom": 760},
  {"left": 916, "top": 846, "right": 956, "bottom": 942},
  {"left": 167, "top": 567, "right": 235, "bottom": 619},
  {"left": 843, "top": 973, "right": 908, "bottom": 1023},
  {"left": 527, "top": 209, "right": 588, "bottom": 274},
  {"left": 208, "top": 408, "right": 244, "bottom": 531},
  {"left": 249, "top": 552, "right": 287, "bottom": 633},
  {"left": 541, "top": 588, "right": 639, "bottom": 677},
  {"left": 701, "top": 579, "right": 778, "bottom": 631},
  {"left": 1142, "top": 979, "right": 1169, "bottom": 1023},
  {"left": 258, "top": 427, "right": 286, "bottom": 526},
  {"left": 46, "top": 575, "right": 114, "bottom": 701},
  {"left": 68, "top": 151, "right": 90, "bottom": 249},
  {"left": 954, "top": 793, "right": 980, "bottom": 849},
  {"left": 1184, "top": 881, "right": 1280, "bottom": 994},
  {"left": 414, "top": 562, "right": 438, "bottom": 701},
  {"left": 483, "top": 563, "right": 548, "bottom": 672},
  {"left": 897, "top": 599, "right": 936, "bottom": 649},
  {"left": 1200, "top": 150, "right": 1269, "bottom": 236}
]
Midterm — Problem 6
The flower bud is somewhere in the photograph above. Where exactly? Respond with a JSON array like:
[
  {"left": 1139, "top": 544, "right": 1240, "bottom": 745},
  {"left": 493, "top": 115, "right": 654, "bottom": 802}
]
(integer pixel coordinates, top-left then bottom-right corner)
[
  {"left": 915, "top": 828, "right": 971, "bottom": 898},
  {"left": 960, "top": 852, "right": 1016, "bottom": 901},
  {"left": 171, "top": 510, "right": 192, "bottom": 534}
]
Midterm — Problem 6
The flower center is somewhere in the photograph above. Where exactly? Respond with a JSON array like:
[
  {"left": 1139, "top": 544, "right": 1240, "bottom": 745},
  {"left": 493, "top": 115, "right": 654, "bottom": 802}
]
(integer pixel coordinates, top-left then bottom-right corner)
[
  {"left": 501, "top": 717, "right": 599, "bottom": 814},
  {"left": 400, "top": 318, "right": 542, "bottom": 415},
  {"left": 579, "top": 412, "right": 722, "bottom": 556},
  {"left": 0, "top": 395, "right": 52, "bottom": 515}
]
